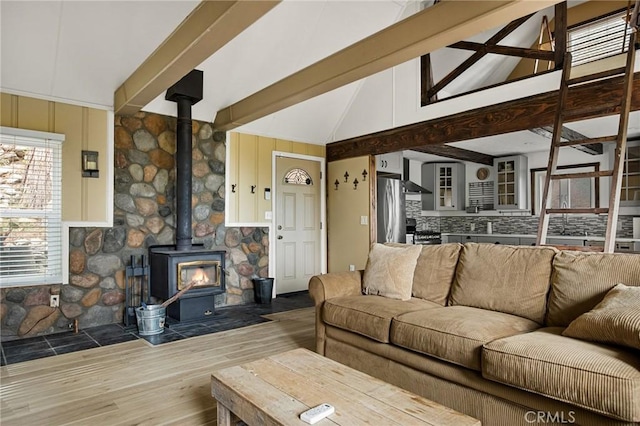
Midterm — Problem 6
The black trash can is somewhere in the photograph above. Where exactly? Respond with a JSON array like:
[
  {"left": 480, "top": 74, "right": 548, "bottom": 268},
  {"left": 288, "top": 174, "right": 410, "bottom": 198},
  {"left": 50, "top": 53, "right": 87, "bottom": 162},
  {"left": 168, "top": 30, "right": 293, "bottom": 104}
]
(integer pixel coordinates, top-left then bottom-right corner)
[{"left": 253, "top": 278, "right": 274, "bottom": 304}]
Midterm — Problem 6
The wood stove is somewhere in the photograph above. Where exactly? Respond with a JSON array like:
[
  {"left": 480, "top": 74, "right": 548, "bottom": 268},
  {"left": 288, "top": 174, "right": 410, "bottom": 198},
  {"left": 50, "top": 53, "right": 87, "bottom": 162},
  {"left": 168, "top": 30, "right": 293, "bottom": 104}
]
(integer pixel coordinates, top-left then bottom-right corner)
[
  {"left": 147, "top": 69, "right": 228, "bottom": 323},
  {"left": 149, "top": 245, "right": 225, "bottom": 322}
]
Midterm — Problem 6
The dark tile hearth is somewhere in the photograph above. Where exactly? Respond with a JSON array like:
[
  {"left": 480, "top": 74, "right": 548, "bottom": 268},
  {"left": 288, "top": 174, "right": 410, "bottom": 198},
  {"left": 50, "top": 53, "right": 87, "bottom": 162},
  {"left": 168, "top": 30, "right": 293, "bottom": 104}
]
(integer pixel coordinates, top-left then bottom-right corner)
[{"left": 1, "top": 291, "right": 313, "bottom": 366}]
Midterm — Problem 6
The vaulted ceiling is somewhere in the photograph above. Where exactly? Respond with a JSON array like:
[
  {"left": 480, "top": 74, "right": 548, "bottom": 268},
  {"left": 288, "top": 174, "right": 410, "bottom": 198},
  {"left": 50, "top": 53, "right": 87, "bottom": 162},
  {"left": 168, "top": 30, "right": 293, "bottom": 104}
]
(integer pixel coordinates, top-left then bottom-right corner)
[{"left": 2, "top": 0, "right": 637, "bottom": 162}]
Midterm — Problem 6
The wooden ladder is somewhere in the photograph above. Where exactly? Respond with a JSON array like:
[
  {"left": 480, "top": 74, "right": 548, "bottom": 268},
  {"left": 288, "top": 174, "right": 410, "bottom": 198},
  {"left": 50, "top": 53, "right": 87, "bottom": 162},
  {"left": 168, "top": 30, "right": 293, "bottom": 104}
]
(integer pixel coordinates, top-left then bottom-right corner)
[{"left": 536, "top": 31, "right": 637, "bottom": 253}]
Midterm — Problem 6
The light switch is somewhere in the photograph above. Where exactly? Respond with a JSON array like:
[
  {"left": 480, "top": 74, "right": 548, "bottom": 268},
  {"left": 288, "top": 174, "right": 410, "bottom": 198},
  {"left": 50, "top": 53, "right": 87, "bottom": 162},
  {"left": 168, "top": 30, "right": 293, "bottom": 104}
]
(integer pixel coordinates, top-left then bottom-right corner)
[
  {"left": 265, "top": 211, "right": 272, "bottom": 220},
  {"left": 360, "top": 216, "right": 368, "bottom": 225}
]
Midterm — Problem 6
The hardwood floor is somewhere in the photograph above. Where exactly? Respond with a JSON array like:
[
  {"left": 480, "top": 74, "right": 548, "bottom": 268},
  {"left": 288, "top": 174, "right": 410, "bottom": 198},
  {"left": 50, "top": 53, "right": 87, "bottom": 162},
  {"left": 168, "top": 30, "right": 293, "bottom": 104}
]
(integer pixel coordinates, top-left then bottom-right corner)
[{"left": 0, "top": 307, "right": 315, "bottom": 425}]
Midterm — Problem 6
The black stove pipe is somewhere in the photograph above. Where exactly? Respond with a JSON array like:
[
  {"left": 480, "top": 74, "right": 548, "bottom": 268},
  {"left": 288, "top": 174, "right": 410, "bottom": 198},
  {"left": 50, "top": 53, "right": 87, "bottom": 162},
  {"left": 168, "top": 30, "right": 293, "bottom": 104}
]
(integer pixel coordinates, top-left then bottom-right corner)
[
  {"left": 165, "top": 69, "right": 203, "bottom": 252},
  {"left": 175, "top": 96, "right": 193, "bottom": 251}
]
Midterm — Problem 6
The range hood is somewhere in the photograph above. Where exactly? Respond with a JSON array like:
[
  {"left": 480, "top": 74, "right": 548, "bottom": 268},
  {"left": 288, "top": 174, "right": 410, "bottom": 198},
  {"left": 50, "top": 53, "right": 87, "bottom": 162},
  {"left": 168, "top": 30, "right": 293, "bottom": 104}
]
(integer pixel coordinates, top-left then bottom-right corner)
[
  {"left": 403, "top": 158, "right": 432, "bottom": 194},
  {"left": 404, "top": 179, "right": 432, "bottom": 194}
]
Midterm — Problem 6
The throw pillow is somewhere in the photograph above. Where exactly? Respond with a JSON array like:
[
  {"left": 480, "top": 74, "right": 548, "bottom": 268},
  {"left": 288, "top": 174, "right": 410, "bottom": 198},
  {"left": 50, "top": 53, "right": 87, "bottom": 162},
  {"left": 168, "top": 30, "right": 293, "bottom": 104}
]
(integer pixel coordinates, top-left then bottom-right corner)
[
  {"left": 362, "top": 243, "right": 422, "bottom": 301},
  {"left": 562, "top": 283, "right": 640, "bottom": 350}
]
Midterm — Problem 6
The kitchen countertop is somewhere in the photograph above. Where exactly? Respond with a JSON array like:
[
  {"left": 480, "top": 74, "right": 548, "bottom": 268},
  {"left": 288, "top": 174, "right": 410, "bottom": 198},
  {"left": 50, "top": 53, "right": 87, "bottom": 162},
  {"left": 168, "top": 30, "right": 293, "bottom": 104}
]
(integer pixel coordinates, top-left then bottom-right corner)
[{"left": 442, "top": 233, "right": 640, "bottom": 242}]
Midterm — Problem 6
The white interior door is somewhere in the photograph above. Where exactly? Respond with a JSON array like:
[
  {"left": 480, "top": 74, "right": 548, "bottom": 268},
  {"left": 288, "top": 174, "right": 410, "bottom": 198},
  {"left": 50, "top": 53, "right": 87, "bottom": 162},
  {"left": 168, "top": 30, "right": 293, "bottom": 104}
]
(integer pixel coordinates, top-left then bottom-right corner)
[{"left": 275, "top": 156, "right": 321, "bottom": 294}]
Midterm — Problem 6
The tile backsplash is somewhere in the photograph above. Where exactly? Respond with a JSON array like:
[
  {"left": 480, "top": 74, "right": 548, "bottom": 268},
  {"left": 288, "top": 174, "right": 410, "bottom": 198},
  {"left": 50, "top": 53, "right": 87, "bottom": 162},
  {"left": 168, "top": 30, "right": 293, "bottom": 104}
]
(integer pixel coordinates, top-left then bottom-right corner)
[{"left": 406, "top": 200, "right": 635, "bottom": 237}]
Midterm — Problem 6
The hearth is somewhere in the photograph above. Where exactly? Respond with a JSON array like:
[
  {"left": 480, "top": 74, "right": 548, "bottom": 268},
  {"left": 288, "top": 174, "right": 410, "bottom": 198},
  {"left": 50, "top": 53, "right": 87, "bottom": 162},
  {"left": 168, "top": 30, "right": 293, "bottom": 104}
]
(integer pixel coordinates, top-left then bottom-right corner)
[{"left": 149, "top": 245, "right": 225, "bottom": 322}]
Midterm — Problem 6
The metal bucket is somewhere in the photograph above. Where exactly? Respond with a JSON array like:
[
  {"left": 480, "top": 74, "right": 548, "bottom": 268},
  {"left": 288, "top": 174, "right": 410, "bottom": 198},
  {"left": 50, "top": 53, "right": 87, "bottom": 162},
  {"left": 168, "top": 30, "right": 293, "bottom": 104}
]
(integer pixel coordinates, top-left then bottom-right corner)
[{"left": 135, "top": 304, "right": 166, "bottom": 335}]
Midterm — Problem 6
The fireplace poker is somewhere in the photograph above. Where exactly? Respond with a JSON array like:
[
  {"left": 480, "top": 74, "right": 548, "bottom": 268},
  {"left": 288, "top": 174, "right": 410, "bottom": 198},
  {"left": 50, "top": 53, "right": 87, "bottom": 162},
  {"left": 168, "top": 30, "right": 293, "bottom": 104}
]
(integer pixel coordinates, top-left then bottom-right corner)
[{"left": 160, "top": 279, "right": 201, "bottom": 308}]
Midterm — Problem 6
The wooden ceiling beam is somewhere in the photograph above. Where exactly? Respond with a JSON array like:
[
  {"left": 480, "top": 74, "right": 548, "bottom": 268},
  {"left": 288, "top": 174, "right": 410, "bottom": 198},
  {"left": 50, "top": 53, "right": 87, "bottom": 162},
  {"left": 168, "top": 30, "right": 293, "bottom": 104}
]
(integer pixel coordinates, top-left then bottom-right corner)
[
  {"left": 114, "top": 1, "right": 280, "bottom": 116},
  {"left": 410, "top": 145, "right": 495, "bottom": 165},
  {"left": 450, "top": 41, "right": 555, "bottom": 60},
  {"left": 529, "top": 125, "right": 604, "bottom": 155},
  {"left": 426, "top": 11, "right": 537, "bottom": 100},
  {"left": 326, "top": 71, "right": 640, "bottom": 162},
  {"left": 213, "top": 0, "right": 561, "bottom": 131}
]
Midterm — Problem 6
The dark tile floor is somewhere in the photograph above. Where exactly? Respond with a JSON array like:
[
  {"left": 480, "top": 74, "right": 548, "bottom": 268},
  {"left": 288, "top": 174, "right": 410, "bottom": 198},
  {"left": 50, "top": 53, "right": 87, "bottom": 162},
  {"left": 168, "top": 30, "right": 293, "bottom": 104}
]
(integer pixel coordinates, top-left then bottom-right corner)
[{"left": 1, "top": 291, "right": 313, "bottom": 366}]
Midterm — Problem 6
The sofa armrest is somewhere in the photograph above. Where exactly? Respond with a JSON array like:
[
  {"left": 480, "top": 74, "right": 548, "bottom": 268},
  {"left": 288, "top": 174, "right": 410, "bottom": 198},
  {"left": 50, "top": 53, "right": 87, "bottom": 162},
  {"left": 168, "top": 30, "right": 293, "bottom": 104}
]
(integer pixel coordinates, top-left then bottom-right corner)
[
  {"left": 308, "top": 271, "right": 363, "bottom": 355},
  {"left": 308, "top": 271, "right": 363, "bottom": 305}
]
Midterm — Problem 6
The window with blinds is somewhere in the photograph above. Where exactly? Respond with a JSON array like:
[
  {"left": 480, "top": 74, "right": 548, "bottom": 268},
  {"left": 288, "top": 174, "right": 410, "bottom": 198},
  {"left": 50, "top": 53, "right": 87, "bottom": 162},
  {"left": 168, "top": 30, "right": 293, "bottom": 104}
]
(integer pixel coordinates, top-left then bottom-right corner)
[
  {"left": 0, "top": 128, "right": 63, "bottom": 287},
  {"left": 568, "top": 11, "right": 634, "bottom": 66}
]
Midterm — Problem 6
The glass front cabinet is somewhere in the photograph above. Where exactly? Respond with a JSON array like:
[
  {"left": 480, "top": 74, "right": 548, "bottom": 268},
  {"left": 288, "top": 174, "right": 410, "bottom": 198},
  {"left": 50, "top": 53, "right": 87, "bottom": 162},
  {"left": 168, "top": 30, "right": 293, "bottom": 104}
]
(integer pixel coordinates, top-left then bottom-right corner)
[
  {"left": 494, "top": 155, "right": 528, "bottom": 209},
  {"left": 620, "top": 141, "right": 640, "bottom": 206},
  {"left": 421, "top": 162, "right": 465, "bottom": 210}
]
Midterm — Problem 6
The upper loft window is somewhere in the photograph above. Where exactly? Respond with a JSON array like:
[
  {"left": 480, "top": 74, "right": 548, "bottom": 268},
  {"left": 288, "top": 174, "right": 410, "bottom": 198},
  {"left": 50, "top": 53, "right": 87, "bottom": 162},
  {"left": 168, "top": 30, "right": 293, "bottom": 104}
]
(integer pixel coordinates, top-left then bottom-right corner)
[
  {"left": 284, "top": 168, "right": 313, "bottom": 185},
  {"left": 568, "top": 10, "right": 634, "bottom": 66},
  {"left": 0, "top": 127, "right": 64, "bottom": 287}
]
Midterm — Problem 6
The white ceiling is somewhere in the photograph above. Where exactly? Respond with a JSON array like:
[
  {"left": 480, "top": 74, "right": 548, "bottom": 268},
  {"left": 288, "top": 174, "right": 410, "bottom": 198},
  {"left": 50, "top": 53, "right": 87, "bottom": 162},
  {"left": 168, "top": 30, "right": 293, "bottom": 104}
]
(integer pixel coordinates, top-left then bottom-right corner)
[{"left": 1, "top": 0, "right": 635, "bottom": 162}]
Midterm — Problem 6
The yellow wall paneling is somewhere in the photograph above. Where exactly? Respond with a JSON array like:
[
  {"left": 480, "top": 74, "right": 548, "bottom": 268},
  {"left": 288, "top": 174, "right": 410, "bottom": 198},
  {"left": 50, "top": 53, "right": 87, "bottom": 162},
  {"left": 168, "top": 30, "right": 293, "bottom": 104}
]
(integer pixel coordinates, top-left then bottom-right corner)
[
  {"left": 327, "top": 156, "right": 372, "bottom": 273},
  {"left": 226, "top": 132, "right": 326, "bottom": 226},
  {"left": 1, "top": 92, "right": 113, "bottom": 284}
]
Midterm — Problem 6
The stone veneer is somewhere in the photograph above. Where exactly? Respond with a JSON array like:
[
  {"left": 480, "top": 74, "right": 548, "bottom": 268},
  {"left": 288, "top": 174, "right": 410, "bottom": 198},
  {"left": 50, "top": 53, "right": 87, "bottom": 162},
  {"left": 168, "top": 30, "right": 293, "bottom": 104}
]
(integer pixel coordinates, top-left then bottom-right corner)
[{"left": 1, "top": 112, "right": 268, "bottom": 340}]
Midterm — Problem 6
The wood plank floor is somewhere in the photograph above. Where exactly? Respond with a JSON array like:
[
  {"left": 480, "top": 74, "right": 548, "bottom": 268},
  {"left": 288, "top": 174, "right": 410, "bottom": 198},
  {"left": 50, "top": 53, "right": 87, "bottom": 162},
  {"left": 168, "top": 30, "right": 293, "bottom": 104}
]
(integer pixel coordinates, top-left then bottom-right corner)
[{"left": 0, "top": 307, "right": 315, "bottom": 425}]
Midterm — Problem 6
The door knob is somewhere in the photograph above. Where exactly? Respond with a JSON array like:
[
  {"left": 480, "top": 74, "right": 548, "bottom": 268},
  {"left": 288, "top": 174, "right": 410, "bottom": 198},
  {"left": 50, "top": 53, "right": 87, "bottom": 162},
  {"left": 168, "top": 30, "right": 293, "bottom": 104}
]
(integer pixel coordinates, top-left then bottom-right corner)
[{"left": 277, "top": 235, "right": 283, "bottom": 240}]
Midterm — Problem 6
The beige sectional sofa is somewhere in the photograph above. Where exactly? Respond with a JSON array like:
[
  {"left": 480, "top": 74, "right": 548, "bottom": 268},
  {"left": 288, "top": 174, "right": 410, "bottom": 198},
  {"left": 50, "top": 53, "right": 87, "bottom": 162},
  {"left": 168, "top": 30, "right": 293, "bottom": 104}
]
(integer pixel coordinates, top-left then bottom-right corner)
[{"left": 309, "top": 243, "right": 640, "bottom": 426}]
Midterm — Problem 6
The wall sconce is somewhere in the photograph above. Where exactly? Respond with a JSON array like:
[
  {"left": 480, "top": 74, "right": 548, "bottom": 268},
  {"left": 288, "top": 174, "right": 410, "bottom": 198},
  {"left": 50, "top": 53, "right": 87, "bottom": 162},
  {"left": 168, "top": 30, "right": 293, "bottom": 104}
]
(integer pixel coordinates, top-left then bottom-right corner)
[
  {"left": 344, "top": 171, "right": 349, "bottom": 182},
  {"left": 362, "top": 169, "right": 368, "bottom": 181},
  {"left": 334, "top": 179, "right": 340, "bottom": 190},
  {"left": 82, "top": 150, "right": 99, "bottom": 178},
  {"left": 353, "top": 178, "right": 359, "bottom": 190}
]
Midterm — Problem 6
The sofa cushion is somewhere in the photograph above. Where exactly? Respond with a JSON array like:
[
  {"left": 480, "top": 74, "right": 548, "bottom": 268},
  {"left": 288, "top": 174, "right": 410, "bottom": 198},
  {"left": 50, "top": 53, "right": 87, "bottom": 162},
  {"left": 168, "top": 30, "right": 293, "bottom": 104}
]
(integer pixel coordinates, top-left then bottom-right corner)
[
  {"left": 323, "top": 295, "right": 441, "bottom": 343},
  {"left": 562, "top": 283, "right": 640, "bottom": 350},
  {"left": 546, "top": 251, "right": 640, "bottom": 327},
  {"left": 449, "top": 243, "right": 556, "bottom": 324},
  {"left": 390, "top": 306, "right": 540, "bottom": 371},
  {"left": 386, "top": 243, "right": 462, "bottom": 305},
  {"left": 483, "top": 327, "right": 640, "bottom": 422},
  {"left": 362, "top": 243, "right": 422, "bottom": 301}
]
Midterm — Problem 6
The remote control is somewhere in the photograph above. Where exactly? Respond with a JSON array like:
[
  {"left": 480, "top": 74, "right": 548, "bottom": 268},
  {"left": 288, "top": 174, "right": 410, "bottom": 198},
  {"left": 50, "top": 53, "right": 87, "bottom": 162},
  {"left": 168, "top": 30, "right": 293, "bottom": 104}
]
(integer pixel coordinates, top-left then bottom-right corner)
[{"left": 299, "top": 403, "right": 335, "bottom": 424}]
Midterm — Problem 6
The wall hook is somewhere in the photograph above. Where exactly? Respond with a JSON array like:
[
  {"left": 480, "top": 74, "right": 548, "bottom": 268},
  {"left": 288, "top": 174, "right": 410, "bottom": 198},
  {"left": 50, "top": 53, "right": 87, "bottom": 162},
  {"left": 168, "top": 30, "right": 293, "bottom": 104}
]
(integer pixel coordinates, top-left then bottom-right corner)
[
  {"left": 334, "top": 179, "right": 340, "bottom": 190},
  {"left": 344, "top": 171, "right": 349, "bottom": 182},
  {"left": 231, "top": 184, "right": 236, "bottom": 193},
  {"left": 353, "top": 178, "right": 359, "bottom": 190},
  {"left": 251, "top": 185, "right": 256, "bottom": 194},
  {"left": 362, "top": 169, "right": 368, "bottom": 181}
]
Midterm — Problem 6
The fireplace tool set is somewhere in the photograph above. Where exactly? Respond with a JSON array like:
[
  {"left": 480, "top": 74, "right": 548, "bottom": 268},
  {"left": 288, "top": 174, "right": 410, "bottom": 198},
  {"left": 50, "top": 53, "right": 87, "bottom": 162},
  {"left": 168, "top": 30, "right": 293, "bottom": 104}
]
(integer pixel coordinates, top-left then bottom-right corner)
[{"left": 124, "top": 255, "right": 150, "bottom": 327}]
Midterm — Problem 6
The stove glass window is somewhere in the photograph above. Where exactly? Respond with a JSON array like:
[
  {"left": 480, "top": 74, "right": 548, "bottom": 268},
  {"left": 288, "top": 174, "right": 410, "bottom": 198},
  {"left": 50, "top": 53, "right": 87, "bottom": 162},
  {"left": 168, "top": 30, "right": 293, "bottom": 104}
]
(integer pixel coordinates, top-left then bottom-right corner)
[{"left": 177, "top": 260, "right": 220, "bottom": 290}]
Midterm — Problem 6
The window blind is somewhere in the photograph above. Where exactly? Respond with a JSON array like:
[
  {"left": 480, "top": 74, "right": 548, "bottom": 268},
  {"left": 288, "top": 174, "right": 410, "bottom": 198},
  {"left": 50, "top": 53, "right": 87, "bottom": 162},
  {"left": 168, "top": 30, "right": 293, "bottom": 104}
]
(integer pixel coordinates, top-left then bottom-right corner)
[
  {"left": 568, "top": 12, "right": 633, "bottom": 66},
  {"left": 0, "top": 129, "right": 63, "bottom": 286}
]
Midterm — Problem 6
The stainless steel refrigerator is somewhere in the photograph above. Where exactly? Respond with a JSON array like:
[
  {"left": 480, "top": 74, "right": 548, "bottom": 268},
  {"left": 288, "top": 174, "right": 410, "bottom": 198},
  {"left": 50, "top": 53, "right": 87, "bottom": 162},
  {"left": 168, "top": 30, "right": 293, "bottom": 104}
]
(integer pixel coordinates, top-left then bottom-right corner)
[{"left": 377, "top": 177, "right": 406, "bottom": 243}]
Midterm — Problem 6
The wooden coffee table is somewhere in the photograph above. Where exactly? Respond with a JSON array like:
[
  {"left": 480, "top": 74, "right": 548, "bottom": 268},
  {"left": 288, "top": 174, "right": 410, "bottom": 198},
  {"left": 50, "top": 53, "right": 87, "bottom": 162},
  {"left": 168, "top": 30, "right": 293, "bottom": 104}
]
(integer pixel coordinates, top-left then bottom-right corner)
[{"left": 211, "top": 348, "right": 481, "bottom": 425}]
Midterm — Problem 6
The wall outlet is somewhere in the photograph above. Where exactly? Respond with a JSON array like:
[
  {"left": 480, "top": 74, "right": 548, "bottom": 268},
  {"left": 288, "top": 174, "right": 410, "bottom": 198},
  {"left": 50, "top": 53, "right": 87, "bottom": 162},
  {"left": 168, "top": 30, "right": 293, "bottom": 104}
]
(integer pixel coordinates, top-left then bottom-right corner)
[
  {"left": 470, "top": 223, "right": 476, "bottom": 232},
  {"left": 50, "top": 295, "right": 59, "bottom": 308},
  {"left": 360, "top": 216, "right": 368, "bottom": 225},
  {"left": 349, "top": 264, "right": 356, "bottom": 271}
]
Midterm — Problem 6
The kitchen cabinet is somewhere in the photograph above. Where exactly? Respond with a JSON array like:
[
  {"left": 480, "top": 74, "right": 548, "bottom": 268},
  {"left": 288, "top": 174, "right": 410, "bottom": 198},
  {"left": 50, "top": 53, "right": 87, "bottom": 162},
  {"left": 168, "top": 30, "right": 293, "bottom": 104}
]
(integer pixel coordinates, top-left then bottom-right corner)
[
  {"left": 519, "top": 237, "right": 537, "bottom": 246},
  {"left": 547, "top": 237, "right": 584, "bottom": 247},
  {"left": 476, "top": 236, "right": 520, "bottom": 245},
  {"left": 619, "top": 140, "right": 640, "bottom": 206},
  {"left": 494, "top": 155, "right": 528, "bottom": 209},
  {"left": 376, "top": 152, "right": 403, "bottom": 175},
  {"left": 422, "top": 163, "right": 465, "bottom": 210},
  {"left": 445, "top": 235, "right": 477, "bottom": 243}
]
